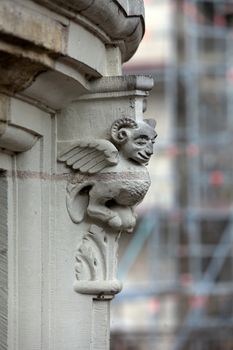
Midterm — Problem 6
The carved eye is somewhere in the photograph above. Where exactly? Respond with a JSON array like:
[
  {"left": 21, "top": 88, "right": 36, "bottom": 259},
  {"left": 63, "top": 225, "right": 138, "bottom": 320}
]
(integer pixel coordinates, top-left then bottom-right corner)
[
  {"left": 135, "top": 139, "right": 147, "bottom": 146},
  {"left": 135, "top": 135, "right": 148, "bottom": 146}
]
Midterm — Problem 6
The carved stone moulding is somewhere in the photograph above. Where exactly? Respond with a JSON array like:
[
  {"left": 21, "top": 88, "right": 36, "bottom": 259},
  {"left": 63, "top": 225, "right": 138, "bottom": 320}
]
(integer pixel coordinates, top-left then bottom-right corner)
[{"left": 90, "top": 75, "right": 154, "bottom": 94}]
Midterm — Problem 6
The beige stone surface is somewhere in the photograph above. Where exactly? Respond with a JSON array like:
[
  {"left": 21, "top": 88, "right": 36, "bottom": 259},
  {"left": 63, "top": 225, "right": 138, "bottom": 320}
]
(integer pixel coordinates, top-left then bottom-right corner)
[{"left": 0, "top": 1, "right": 66, "bottom": 53}]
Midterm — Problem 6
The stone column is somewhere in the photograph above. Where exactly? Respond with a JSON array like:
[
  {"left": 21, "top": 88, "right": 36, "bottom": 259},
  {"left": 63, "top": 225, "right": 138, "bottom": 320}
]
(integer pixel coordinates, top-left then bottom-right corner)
[{"left": 0, "top": 1, "right": 156, "bottom": 349}]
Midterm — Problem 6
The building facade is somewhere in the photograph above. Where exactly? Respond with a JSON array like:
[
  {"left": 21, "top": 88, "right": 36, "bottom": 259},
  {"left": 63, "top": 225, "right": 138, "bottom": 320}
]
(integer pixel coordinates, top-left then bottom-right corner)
[{"left": 0, "top": 1, "right": 156, "bottom": 349}]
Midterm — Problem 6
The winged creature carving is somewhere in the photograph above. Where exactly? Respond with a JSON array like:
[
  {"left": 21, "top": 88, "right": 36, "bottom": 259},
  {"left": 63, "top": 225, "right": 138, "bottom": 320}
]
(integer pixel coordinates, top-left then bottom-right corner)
[
  {"left": 58, "top": 117, "right": 157, "bottom": 232},
  {"left": 58, "top": 139, "right": 119, "bottom": 174}
]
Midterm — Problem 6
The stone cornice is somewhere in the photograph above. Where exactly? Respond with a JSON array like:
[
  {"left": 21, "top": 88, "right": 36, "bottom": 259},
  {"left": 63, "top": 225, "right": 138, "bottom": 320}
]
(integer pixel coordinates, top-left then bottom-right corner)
[
  {"left": 31, "top": 0, "right": 145, "bottom": 62},
  {"left": 0, "top": 0, "right": 145, "bottom": 104}
]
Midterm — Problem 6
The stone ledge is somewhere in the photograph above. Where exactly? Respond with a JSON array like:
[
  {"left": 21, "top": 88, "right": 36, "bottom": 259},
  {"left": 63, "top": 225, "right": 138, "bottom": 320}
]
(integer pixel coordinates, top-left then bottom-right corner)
[{"left": 90, "top": 75, "right": 154, "bottom": 94}]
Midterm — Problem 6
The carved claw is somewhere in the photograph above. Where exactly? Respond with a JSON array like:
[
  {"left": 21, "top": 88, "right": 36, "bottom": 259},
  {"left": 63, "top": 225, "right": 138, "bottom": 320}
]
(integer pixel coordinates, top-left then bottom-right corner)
[
  {"left": 126, "top": 227, "right": 134, "bottom": 233},
  {"left": 108, "top": 215, "right": 122, "bottom": 229},
  {"left": 123, "top": 216, "right": 136, "bottom": 233},
  {"left": 108, "top": 209, "right": 137, "bottom": 232}
]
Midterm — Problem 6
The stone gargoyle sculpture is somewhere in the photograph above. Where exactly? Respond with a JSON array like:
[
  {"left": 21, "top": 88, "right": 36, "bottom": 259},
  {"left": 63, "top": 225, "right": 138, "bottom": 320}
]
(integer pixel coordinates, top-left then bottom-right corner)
[{"left": 58, "top": 117, "right": 157, "bottom": 232}]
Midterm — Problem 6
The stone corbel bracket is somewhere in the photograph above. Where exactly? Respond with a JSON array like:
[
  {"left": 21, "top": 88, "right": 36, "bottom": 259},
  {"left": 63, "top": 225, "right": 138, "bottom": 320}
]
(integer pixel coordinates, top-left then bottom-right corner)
[
  {"left": 0, "top": 122, "right": 38, "bottom": 153},
  {"left": 58, "top": 75, "right": 157, "bottom": 298},
  {"left": 0, "top": 95, "right": 40, "bottom": 153}
]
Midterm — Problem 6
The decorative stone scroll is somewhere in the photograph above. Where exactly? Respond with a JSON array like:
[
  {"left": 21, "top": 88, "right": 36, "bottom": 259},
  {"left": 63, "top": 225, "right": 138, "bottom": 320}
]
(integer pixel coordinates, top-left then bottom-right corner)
[
  {"left": 73, "top": 224, "right": 122, "bottom": 296},
  {"left": 58, "top": 115, "right": 157, "bottom": 297}
]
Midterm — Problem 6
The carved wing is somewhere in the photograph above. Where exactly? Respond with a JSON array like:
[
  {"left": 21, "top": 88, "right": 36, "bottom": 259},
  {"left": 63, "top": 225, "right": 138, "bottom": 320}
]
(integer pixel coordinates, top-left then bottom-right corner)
[{"left": 58, "top": 139, "right": 119, "bottom": 174}]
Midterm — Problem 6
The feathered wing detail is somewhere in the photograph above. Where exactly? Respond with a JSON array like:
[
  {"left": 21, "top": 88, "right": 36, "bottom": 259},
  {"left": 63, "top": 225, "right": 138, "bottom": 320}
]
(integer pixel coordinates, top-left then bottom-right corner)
[{"left": 58, "top": 139, "right": 119, "bottom": 174}]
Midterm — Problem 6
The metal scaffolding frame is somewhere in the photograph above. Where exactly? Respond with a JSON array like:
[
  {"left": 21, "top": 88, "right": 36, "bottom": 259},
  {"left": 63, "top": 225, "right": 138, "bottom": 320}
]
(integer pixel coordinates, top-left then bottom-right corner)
[{"left": 112, "top": 1, "right": 233, "bottom": 349}]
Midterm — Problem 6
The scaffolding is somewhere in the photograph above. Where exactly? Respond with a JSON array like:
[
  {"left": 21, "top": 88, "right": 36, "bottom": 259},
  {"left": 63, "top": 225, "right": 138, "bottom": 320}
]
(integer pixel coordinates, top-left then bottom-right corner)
[{"left": 111, "top": 1, "right": 233, "bottom": 350}]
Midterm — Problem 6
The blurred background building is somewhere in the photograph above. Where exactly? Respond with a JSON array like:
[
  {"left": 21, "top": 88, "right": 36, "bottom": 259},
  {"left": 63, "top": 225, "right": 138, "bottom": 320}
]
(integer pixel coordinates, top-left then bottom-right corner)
[{"left": 111, "top": 1, "right": 233, "bottom": 349}]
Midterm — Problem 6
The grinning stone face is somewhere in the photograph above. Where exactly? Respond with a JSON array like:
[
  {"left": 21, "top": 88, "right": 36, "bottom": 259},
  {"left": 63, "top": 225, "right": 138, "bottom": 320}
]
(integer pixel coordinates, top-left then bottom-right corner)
[{"left": 120, "top": 121, "right": 157, "bottom": 165}]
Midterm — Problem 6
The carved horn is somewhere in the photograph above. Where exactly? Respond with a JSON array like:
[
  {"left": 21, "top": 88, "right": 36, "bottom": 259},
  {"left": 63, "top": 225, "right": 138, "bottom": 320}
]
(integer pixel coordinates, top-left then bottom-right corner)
[{"left": 111, "top": 117, "right": 138, "bottom": 144}]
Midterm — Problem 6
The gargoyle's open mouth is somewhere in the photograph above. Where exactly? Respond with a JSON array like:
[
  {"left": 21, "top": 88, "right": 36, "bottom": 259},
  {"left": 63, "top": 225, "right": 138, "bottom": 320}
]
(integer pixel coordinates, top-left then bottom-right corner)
[{"left": 138, "top": 152, "right": 150, "bottom": 162}]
